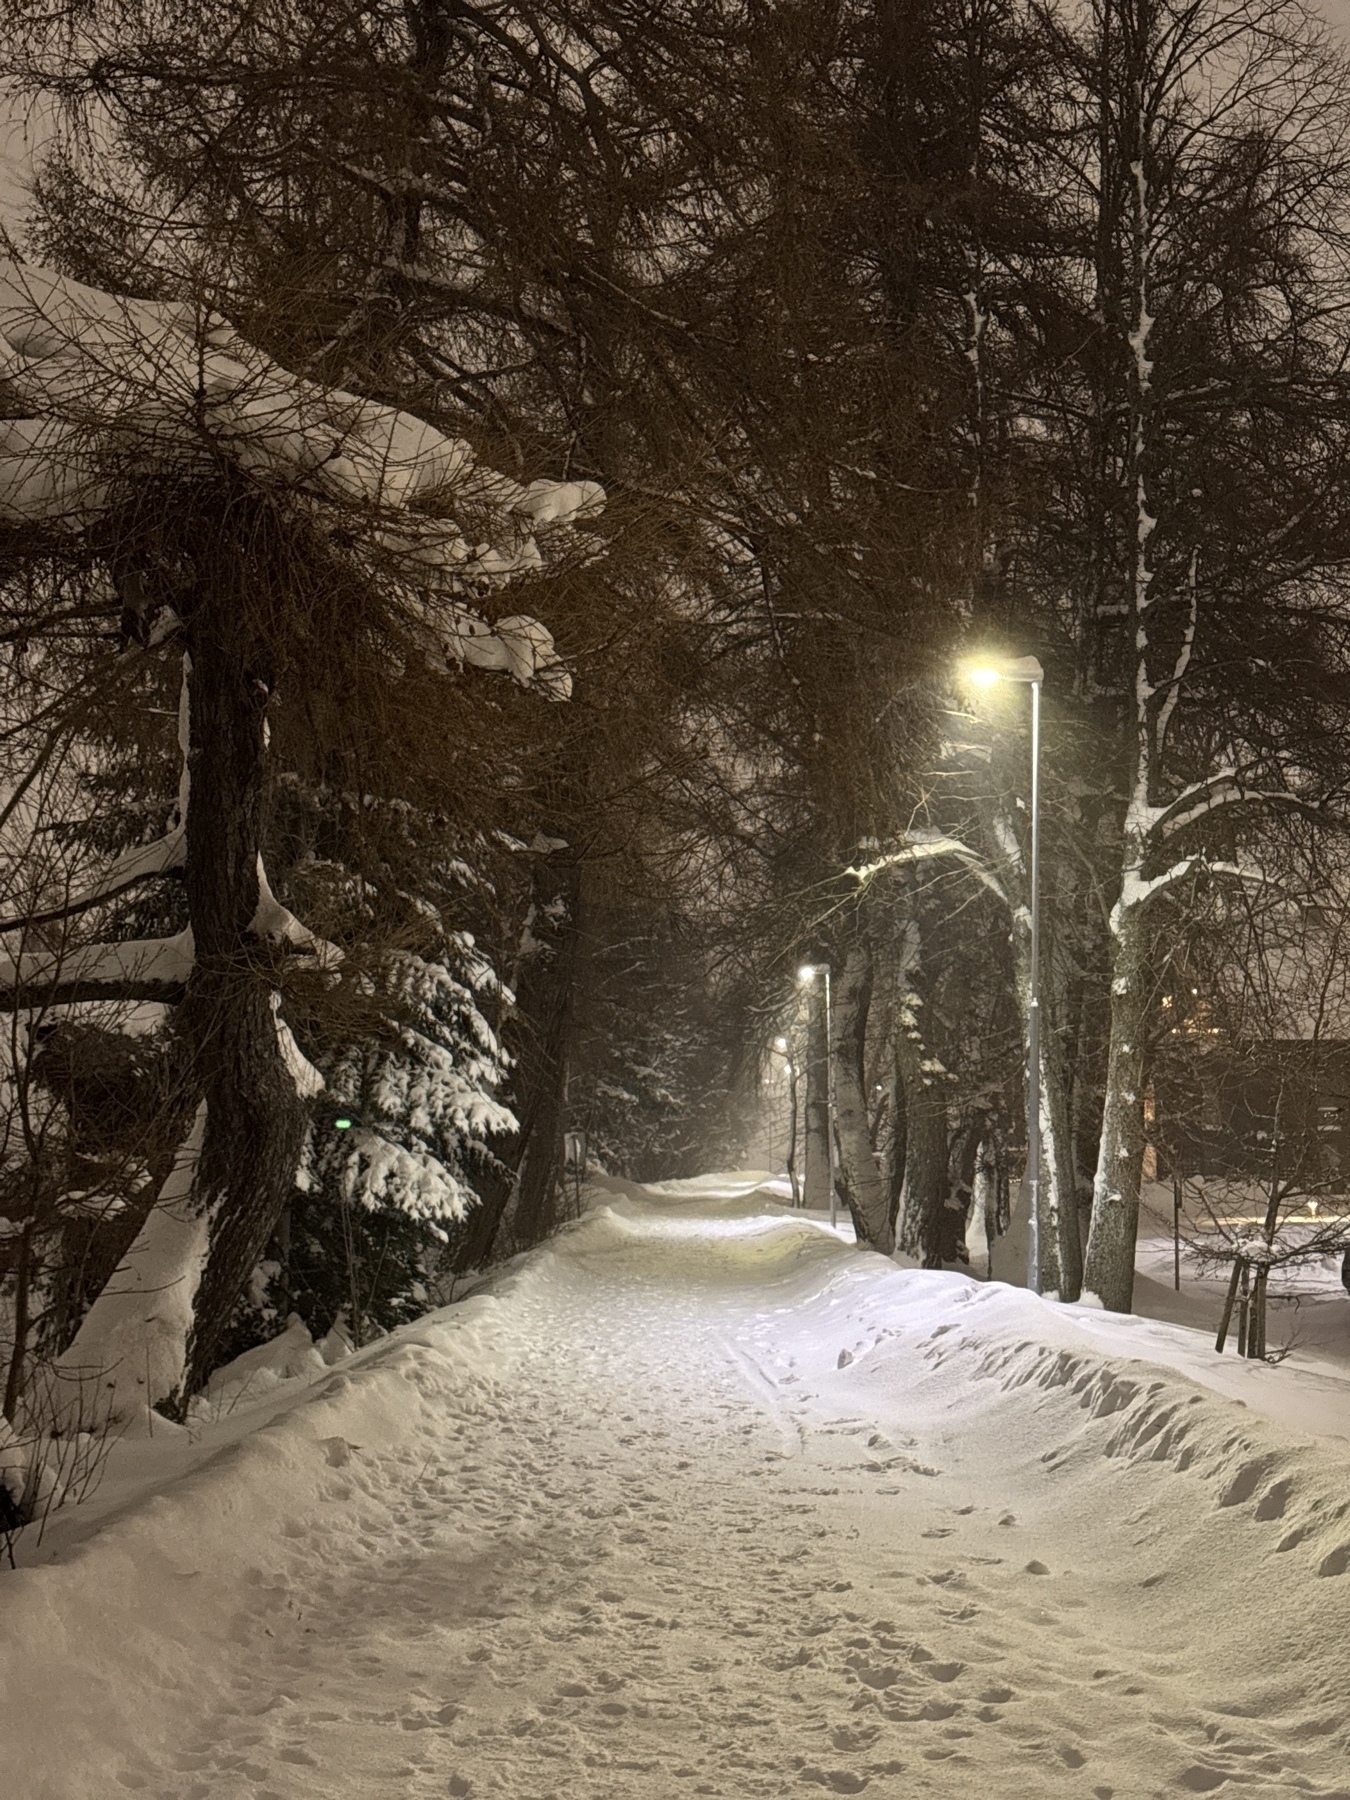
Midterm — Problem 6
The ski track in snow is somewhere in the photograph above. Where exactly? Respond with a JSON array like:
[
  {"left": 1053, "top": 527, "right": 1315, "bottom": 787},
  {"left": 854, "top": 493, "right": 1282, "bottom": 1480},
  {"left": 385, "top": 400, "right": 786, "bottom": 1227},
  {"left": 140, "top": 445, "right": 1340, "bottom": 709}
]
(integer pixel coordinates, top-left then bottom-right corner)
[{"left": 14, "top": 1183, "right": 1350, "bottom": 1799}]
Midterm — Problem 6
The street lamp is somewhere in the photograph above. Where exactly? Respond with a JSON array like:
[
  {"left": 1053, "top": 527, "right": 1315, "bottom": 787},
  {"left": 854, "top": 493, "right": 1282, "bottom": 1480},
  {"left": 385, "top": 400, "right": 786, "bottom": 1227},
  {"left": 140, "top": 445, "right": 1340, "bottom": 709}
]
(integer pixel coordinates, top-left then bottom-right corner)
[
  {"left": 564, "top": 1127, "right": 588, "bottom": 1216},
  {"left": 963, "top": 654, "right": 1045, "bottom": 1293},
  {"left": 798, "top": 963, "right": 837, "bottom": 1230}
]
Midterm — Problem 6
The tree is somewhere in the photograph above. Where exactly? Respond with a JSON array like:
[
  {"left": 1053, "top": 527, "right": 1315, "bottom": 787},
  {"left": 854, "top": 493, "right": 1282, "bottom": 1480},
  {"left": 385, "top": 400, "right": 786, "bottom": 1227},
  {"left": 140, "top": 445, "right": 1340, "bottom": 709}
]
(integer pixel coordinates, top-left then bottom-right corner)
[
  {"left": 1028, "top": 0, "right": 1350, "bottom": 1310},
  {"left": 0, "top": 258, "right": 598, "bottom": 1419}
]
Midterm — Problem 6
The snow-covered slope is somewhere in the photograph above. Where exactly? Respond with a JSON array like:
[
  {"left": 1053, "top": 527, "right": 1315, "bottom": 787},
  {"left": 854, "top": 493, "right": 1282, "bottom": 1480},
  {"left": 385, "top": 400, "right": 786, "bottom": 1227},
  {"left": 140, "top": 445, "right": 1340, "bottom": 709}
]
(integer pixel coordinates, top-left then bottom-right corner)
[{"left": 4, "top": 1179, "right": 1350, "bottom": 1797}]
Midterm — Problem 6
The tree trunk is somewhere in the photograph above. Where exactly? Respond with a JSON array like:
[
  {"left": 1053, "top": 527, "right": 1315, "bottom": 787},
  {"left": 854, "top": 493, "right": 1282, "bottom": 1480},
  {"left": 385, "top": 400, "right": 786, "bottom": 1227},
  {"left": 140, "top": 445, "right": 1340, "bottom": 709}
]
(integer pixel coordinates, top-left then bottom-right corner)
[
  {"left": 1041, "top": 978, "right": 1082, "bottom": 1299},
  {"left": 831, "top": 940, "right": 892, "bottom": 1253},
  {"left": 178, "top": 602, "right": 311, "bottom": 1397},
  {"left": 51, "top": 583, "right": 314, "bottom": 1418},
  {"left": 985, "top": 802, "right": 1076, "bottom": 1293},
  {"left": 51, "top": 1107, "right": 209, "bottom": 1426},
  {"left": 504, "top": 847, "right": 583, "bottom": 1250},
  {"left": 895, "top": 999, "right": 949, "bottom": 1265},
  {"left": 1081, "top": 904, "right": 1149, "bottom": 1311},
  {"left": 785, "top": 1056, "right": 801, "bottom": 1206},
  {"left": 802, "top": 978, "right": 831, "bottom": 1211},
  {"left": 883, "top": 1038, "right": 907, "bottom": 1237}
]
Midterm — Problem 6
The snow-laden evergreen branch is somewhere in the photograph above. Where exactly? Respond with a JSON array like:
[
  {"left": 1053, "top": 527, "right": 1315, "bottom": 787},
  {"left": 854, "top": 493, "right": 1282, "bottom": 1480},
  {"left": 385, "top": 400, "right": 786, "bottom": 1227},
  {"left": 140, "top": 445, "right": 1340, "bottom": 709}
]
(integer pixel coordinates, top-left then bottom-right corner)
[{"left": 0, "top": 258, "right": 602, "bottom": 696}]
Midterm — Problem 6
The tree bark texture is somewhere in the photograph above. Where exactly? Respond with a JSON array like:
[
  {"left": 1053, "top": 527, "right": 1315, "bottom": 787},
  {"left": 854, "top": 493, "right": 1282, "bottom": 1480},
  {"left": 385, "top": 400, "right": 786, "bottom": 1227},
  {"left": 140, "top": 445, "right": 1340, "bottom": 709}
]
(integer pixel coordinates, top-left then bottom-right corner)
[
  {"left": 830, "top": 940, "right": 892, "bottom": 1254},
  {"left": 802, "top": 979, "right": 831, "bottom": 1211},
  {"left": 1041, "top": 987, "right": 1082, "bottom": 1298},
  {"left": 1081, "top": 907, "right": 1149, "bottom": 1312},
  {"left": 895, "top": 999, "right": 949, "bottom": 1265},
  {"left": 883, "top": 1039, "right": 906, "bottom": 1237},
  {"left": 785, "top": 1056, "right": 801, "bottom": 1206},
  {"left": 984, "top": 802, "right": 1077, "bottom": 1293}
]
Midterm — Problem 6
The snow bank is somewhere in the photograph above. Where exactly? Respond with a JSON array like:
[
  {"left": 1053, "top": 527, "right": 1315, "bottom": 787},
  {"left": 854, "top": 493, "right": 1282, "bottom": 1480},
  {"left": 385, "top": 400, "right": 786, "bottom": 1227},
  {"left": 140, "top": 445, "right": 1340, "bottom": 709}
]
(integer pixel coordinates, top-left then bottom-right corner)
[{"left": 0, "top": 1268, "right": 537, "bottom": 1796}]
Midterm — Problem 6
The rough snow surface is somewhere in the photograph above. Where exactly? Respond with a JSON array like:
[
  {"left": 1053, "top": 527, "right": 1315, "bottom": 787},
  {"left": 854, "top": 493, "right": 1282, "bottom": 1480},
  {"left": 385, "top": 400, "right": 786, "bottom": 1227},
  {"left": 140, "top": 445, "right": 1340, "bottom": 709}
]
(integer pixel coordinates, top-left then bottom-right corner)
[{"left": 5, "top": 1176, "right": 1350, "bottom": 1798}]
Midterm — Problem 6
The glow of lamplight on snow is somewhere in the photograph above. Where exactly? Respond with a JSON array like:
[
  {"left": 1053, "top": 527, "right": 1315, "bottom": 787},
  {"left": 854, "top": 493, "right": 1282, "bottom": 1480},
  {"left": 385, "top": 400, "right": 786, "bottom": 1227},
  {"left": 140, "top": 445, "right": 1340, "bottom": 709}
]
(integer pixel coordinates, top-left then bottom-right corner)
[{"left": 774, "top": 1035, "right": 788, "bottom": 1050}]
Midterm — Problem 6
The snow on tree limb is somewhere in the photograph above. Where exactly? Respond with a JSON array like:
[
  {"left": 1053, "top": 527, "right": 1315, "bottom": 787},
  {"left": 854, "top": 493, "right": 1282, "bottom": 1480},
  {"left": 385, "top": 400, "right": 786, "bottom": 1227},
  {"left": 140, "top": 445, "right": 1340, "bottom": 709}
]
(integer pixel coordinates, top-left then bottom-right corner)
[
  {"left": 0, "top": 929, "right": 195, "bottom": 1009},
  {"left": 849, "top": 829, "right": 1009, "bottom": 906},
  {"left": 45, "top": 1103, "right": 209, "bottom": 1429},
  {"left": 250, "top": 858, "right": 342, "bottom": 971},
  {"left": 0, "top": 257, "right": 602, "bottom": 696},
  {"left": 1152, "top": 772, "right": 1310, "bottom": 841},
  {"left": 1112, "top": 857, "right": 1264, "bottom": 933}
]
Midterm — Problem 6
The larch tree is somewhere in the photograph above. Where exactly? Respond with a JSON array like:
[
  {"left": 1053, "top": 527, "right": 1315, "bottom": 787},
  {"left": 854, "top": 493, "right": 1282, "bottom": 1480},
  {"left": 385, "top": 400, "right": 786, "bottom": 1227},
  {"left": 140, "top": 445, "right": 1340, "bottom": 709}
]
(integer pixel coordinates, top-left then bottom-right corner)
[{"left": 0, "top": 259, "right": 600, "bottom": 1419}]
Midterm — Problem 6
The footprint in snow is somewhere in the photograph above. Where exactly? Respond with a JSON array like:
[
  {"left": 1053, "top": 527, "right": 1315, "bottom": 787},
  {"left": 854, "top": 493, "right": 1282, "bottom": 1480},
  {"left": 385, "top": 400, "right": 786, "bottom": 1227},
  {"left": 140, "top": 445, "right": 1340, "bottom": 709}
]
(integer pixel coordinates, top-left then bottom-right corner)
[
  {"left": 1175, "top": 1766, "right": 1230, "bottom": 1793},
  {"left": 799, "top": 1768, "right": 869, "bottom": 1794},
  {"left": 830, "top": 1724, "right": 879, "bottom": 1751}
]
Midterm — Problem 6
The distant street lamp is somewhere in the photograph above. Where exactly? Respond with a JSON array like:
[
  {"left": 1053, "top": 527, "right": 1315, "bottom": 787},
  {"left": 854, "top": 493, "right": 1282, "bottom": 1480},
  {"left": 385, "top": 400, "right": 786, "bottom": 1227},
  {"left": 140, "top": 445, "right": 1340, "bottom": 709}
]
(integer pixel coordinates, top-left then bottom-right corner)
[
  {"left": 564, "top": 1127, "right": 588, "bottom": 1215},
  {"left": 798, "top": 963, "right": 837, "bottom": 1230},
  {"left": 963, "top": 653, "right": 1045, "bottom": 1293}
]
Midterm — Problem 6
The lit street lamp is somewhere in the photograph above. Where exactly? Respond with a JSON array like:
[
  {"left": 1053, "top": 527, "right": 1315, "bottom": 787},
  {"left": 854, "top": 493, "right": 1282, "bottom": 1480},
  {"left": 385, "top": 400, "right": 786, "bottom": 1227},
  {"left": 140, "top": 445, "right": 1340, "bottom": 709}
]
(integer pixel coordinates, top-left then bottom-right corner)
[
  {"left": 798, "top": 963, "right": 837, "bottom": 1230},
  {"left": 963, "top": 654, "right": 1045, "bottom": 1292}
]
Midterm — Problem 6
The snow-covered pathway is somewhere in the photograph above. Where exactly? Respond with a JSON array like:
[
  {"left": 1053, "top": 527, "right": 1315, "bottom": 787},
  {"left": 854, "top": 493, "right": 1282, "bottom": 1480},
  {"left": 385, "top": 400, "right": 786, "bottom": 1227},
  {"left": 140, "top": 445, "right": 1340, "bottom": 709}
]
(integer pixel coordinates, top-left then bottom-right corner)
[{"left": 8, "top": 1181, "right": 1350, "bottom": 1799}]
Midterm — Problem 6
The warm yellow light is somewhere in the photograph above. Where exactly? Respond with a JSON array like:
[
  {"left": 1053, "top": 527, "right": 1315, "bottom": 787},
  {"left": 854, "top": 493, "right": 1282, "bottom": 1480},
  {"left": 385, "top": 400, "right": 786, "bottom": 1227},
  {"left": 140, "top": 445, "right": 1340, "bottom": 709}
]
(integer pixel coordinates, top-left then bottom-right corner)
[
  {"left": 798, "top": 964, "right": 816, "bottom": 983},
  {"left": 964, "top": 662, "right": 1002, "bottom": 688}
]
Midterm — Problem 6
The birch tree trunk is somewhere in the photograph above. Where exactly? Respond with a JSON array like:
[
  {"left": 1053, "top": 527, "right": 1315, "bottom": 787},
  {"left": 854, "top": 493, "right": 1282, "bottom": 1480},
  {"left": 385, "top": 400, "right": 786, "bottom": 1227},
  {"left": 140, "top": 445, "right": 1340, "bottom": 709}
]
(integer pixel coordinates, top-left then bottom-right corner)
[
  {"left": 987, "top": 806, "right": 1078, "bottom": 1295},
  {"left": 1082, "top": 904, "right": 1149, "bottom": 1310},
  {"left": 1082, "top": 9, "right": 1157, "bottom": 1313},
  {"left": 830, "top": 940, "right": 893, "bottom": 1254},
  {"left": 1041, "top": 989, "right": 1083, "bottom": 1298}
]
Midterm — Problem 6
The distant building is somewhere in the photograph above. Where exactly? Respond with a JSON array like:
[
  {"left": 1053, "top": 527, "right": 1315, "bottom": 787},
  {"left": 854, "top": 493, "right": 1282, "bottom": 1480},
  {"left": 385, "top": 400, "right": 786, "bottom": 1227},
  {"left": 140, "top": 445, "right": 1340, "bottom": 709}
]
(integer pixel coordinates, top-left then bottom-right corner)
[{"left": 1149, "top": 905, "right": 1350, "bottom": 1191}]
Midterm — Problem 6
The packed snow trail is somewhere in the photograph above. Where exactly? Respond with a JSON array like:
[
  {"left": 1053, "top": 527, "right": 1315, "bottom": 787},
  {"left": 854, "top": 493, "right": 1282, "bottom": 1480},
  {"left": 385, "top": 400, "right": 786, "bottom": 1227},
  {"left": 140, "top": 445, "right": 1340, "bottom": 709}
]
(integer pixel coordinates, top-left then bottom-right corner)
[{"left": 6, "top": 1180, "right": 1350, "bottom": 1798}]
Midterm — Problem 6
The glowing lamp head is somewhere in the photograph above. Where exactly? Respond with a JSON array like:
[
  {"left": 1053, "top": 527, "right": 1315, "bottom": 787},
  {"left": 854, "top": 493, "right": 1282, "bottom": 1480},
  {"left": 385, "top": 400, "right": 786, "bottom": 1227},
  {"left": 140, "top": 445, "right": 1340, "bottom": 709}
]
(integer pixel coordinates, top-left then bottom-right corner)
[
  {"left": 961, "top": 653, "right": 1044, "bottom": 687},
  {"left": 774, "top": 1035, "right": 788, "bottom": 1051},
  {"left": 797, "top": 963, "right": 816, "bottom": 983}
]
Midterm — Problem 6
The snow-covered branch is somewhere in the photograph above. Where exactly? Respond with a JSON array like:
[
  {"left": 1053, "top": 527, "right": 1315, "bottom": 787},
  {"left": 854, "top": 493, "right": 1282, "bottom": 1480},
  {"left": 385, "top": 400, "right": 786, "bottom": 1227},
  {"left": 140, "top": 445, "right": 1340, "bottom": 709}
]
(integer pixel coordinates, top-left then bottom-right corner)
[
  {"left": 849, "top": 829, "right": 1009, "bottom": 906},
  {"left": 1112, "top": 856, "right": 1262, "bottom": 934},
  {"left": 0, "top": 929, "right": 195, "bottom": 1009},
  {"left": 0, "top": 258, "right": 602, "bottom": 699},
  {"left": 1152, "top": 772, "right": 1309, "bottom": 842}
]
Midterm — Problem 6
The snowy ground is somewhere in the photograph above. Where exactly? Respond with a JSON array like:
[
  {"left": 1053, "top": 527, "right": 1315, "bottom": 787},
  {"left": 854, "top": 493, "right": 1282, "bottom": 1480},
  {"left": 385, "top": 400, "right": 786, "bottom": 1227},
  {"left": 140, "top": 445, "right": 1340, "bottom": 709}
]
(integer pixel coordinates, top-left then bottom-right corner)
[{"left": 5, "top": 1175, "right": 1350, "bottom": 1799}]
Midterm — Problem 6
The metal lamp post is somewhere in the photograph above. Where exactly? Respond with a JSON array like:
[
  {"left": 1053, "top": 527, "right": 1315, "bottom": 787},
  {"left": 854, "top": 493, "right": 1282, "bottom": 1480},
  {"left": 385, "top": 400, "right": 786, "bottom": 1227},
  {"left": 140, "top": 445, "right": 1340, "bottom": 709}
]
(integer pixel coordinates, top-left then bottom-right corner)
[
  {"left": 964, "top": 654, "right": 1044, "bottom": 1292},
  {"left": 564, "top": 1127, "right": 587, "bottom": 1216},
  {"left": 798, "top": 963, "right": 836, "bottom": 1230}
]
